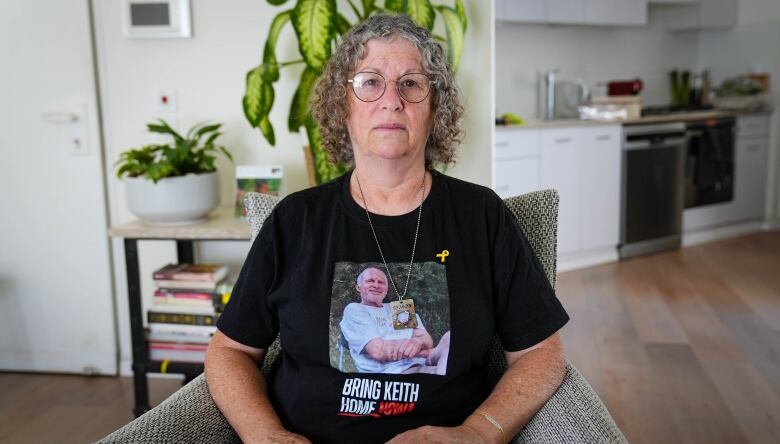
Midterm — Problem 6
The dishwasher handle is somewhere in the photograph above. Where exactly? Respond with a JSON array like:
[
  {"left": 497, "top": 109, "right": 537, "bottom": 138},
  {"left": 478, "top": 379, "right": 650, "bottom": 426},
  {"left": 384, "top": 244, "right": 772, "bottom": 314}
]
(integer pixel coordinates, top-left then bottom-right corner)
[{"left": 624, "top": 137, "right": 686, "bottom": 151}]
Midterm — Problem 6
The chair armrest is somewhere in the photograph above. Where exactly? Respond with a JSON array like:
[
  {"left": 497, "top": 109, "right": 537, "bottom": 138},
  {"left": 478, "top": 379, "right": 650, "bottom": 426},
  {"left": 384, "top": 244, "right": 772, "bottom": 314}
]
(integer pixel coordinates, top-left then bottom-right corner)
[
  {"left": 97, "top": 374, "right": 239, "bottom": 444},
  {"left": 515, "top": 363, "right": 627, "bottom": 443}
]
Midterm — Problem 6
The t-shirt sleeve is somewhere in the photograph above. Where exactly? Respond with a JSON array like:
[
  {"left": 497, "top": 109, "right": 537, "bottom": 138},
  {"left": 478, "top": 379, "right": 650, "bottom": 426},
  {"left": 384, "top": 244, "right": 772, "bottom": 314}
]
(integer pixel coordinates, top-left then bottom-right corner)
[
  {"left": 491, "top": 196, "right": 570, "bottom": 352},
  {"left": 216, "top": 215, "right": 281, "bottom": 349}
]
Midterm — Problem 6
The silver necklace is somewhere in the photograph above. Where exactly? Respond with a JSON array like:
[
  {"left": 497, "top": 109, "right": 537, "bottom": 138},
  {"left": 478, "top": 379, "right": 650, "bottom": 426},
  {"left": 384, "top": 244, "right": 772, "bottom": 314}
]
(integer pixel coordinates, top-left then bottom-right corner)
[{"left": 354, "top": 170, "right": 425, "bottom": 304}]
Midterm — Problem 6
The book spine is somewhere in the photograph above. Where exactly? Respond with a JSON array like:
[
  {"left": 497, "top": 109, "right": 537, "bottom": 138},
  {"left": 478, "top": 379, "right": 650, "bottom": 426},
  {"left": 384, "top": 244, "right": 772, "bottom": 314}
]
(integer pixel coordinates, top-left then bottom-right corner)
[{"left": 147, "top": 311, "right": 217, "bottom": 326}]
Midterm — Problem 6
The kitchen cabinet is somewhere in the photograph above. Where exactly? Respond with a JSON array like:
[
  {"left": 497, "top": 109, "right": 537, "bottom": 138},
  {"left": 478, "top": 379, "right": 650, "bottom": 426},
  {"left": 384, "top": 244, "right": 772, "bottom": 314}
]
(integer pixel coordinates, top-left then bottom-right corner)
[
  {"left": 493, "top": 128, "right": 540, "bottom": 198},
  {"left": 580, "top": 126, "right": 622, "bottom": 250},
  {"left": 586, "top": 0, "right": 647, "bottom": 26},
  {"left": 494, "top": 124, "right": 622, "bottom": 261},
  {"left": 664, "top": 0, "right": 738, "bottom": 31},
  {"left": 499, "top": 0, "right": 546, "bottom": 23},
  {"left": 683, "top": 114, "right": 771, "bottom": 230},
  {"left": 497, "top": 0, "right": 647, "bottom": 26},
  {"left": 539, "top": 125, "right": 622, "bottom": 255},
  {"left": 735, "top": 136, "right": 769, "bottom": 220},
  {"left": 546, "top": 0, "right": 587, "bottom": 25},
  {"left": 540, "top": 128, "right": 582, "bottom": 255}
]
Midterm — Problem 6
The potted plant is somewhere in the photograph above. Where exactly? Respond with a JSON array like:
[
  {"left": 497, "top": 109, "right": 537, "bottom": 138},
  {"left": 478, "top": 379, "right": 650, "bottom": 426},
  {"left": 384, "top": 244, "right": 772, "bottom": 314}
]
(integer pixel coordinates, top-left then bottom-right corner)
[
  {"left": 243, "top": 0, "right": 467, "bottom": 184},
  {"left": 116, "top": 119, "right": 233, "bottom": 225}
]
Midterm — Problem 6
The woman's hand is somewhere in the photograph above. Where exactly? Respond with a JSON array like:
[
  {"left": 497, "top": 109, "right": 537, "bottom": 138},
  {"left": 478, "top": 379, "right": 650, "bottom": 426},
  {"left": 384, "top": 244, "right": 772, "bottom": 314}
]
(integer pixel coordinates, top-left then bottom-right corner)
[
  {"left": 251, "top": 429, "right": 311, "bottom": 444},
  {"left": 386, "top": 424, "right": 489, "bottom": 444}
]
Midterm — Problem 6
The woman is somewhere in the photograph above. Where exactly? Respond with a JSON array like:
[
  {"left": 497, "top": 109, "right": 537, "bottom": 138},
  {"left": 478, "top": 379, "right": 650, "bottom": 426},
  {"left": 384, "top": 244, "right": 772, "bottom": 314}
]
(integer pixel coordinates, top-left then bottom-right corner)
[{"left": 206, "top": 14, "right": 569, "bottom": 444}]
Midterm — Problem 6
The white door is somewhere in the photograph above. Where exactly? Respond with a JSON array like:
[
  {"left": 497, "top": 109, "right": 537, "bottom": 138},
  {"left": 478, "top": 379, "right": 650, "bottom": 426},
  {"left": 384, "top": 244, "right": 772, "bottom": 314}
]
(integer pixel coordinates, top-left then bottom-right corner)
[{"left": 0, "top": 0, "right": 117, "bottom": 374}]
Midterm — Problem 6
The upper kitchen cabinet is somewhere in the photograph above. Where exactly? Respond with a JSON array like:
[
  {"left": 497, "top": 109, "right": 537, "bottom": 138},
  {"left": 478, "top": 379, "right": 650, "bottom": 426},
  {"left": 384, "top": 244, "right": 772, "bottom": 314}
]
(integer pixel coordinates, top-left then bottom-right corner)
[
  {"left": 500, "top": 0, "right": 546, "bottom": 23},
  {"left": 546, "top": 0, "right": 587, "bottom": 24},
  {"left": 497, "top": 0, "right": 648, "bottom": 26},
  {"left": 662, "top": 0, "right": 738, "bottom": 31},
  {"left": 587, "top": 0, "right": 648, "bottom": 26}
]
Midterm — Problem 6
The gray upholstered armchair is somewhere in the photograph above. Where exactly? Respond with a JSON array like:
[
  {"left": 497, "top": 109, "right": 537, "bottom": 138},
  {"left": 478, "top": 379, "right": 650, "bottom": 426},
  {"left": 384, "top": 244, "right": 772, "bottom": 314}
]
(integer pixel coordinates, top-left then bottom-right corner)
[{"left": 100, "top": 190, "right": 627, "bottom": 444}]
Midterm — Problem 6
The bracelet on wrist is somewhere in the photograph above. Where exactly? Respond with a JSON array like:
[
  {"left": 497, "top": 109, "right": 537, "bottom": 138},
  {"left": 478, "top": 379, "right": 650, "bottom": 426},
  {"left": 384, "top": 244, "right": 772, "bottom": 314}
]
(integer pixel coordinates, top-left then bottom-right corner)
[{"left": 472, "top": 409, "right": 506, "bottom": 443}]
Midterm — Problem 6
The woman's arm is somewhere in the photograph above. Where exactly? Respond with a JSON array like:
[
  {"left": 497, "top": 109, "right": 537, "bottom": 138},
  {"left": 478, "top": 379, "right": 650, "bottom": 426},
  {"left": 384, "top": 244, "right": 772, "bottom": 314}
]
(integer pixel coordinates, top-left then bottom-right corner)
[
  {"left": 204, "top": 330, "right": 310, "bottom": 444},
  {"left": 388, "top": 332, "right": 566, "bottom": 444}
]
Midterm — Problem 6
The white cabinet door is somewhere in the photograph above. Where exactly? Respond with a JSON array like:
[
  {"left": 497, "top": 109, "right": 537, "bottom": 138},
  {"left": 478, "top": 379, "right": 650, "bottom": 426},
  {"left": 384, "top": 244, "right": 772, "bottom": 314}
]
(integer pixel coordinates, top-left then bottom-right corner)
[
  {"left": 699, "top": 0, "right": 738, "bottom": 28},
  {"left": 540, "top": 128, "right": 582, "bottom": 255},
  {"left": 500, "top": 0, "right": 546, "bottom": 23},
  {"left": 493, "top": 128, "right": 540, "bottom": 198},
  {"left": 580, "top": 126, "right": 622, "bottom": 250},
  {"left": 494, "top": 157, "right": 540, "bottom": 198},
  {"left": 546, "top": 0, "right": 587, "bottom": 24},
  {"left": 586, "top": 0, "right": 647, "bottom": 26},
  {"left": 665, "top": 0, "right": 737, "bottom": 30},
  {"left": 735, "top": 136, "right": 769, "bottom": 221}
]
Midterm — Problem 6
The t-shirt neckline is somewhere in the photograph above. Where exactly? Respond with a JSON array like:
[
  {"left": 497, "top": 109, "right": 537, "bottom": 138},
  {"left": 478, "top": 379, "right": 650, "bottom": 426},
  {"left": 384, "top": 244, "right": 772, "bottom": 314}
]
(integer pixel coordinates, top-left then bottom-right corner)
[{"left": 340, "top": 169, "right": 442, "bottom": 228}]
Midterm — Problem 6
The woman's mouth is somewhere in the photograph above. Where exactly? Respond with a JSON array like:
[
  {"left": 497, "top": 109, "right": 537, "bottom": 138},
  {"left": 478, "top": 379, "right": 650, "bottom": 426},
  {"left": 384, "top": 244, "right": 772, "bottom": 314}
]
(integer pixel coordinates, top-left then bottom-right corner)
[{"left": 375, "top": 123, "right": 406, "bottom": 130}]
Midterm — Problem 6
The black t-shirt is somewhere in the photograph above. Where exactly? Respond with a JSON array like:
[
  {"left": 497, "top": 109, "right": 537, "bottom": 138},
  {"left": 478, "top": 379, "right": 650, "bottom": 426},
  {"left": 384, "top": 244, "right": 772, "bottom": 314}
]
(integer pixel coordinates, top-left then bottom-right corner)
[{"left": 217, "top": 170, "right": 569, "bottom": 443}]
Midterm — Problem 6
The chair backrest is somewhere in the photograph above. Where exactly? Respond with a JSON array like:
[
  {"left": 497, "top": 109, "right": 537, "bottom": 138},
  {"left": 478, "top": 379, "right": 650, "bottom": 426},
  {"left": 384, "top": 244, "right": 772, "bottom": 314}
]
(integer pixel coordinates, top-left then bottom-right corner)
[{"left": 243, "top": 189, "right": 560, "bottom": 381}]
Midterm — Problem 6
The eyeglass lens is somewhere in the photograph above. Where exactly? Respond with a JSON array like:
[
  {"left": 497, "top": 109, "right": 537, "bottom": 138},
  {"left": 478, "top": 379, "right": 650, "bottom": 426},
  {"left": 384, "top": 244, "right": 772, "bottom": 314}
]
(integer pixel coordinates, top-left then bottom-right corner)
[{"left": 351, "top": 72, "right": 431, "bottom": 103}]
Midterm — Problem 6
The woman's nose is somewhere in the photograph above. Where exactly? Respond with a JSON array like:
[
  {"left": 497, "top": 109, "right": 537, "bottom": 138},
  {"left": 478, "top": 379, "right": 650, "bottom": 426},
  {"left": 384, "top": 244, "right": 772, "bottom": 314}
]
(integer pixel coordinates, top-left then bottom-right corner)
[{"left": 379, "top": 81, "right": 404, "bottom": 111}]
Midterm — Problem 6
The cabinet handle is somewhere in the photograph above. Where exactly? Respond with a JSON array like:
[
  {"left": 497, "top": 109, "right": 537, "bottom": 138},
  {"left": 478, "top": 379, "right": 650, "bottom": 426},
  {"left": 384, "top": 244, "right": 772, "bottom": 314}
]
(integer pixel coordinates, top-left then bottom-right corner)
[
  {"left": 495, "top": 141, "right": 510, "bottom": 147},
  {"left": 595, "top": 135, "right": 611, "bottom": 141},
  {"left": 553, "top": 137, "right": 571, "bottom": 144}
]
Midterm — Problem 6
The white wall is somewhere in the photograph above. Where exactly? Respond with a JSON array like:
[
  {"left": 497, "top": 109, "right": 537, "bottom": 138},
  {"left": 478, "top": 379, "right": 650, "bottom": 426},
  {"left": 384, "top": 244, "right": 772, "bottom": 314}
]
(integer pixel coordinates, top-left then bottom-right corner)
[
  {"left": 495, "top": 7, "right": 700, "bottom": 118},
  {"left": 93, "top": 0, "right": 493, "bottom": 374}
]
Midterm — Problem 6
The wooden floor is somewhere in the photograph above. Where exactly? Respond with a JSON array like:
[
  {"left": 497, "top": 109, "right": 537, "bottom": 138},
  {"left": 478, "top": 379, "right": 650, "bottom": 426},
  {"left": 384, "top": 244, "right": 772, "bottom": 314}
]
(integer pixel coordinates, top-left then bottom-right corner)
[{"left": 1, "top": 231, "right": 778, "bottom": 443}]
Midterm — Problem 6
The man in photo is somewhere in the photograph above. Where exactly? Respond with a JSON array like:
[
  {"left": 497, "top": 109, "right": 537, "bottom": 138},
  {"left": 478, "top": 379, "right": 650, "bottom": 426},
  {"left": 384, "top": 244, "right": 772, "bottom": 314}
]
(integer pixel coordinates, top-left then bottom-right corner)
[{"left": 340, "top": 267, "right": 450, "bottom": 375}]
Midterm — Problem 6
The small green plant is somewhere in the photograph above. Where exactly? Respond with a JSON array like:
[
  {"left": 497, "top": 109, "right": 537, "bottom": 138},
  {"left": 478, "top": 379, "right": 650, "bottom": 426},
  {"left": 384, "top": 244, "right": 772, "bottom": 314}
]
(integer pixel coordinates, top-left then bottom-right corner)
[
  {"left": 244, "top": 0, "right": 467, "bottom": 184},
  {"left": 116, "top": 119, "right": 233, "bottom": 184}
]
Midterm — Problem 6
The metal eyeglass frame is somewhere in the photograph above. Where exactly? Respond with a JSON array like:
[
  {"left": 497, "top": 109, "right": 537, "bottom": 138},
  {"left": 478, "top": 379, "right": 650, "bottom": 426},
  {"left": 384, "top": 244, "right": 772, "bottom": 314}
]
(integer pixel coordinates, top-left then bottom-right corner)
[{"left": 347, "top": 71, "right": 436, "bottom": 103}]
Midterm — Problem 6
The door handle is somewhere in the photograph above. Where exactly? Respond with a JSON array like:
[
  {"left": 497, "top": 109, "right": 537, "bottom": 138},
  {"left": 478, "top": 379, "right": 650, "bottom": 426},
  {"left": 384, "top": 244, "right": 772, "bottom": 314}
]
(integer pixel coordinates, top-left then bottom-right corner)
[{"left": 41, "top": 112, "right": 80, "bottom": 124}]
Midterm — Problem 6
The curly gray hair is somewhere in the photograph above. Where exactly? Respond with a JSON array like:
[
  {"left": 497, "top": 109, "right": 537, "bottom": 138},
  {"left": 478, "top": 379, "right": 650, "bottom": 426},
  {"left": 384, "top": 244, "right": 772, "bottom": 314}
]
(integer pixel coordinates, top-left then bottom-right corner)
[{"left": 311, "top": 13, "right": 463, "bottom": 169}]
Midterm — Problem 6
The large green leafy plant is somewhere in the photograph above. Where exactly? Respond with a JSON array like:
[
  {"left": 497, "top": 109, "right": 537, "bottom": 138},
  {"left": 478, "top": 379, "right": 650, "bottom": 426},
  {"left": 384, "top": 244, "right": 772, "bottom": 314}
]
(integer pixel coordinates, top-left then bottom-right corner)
[
  {"left": 116, "top": 119, "right": 233, "bottom": 184},
  {"left": 243, "top": 0, "right": 467, "bottom": 184}
]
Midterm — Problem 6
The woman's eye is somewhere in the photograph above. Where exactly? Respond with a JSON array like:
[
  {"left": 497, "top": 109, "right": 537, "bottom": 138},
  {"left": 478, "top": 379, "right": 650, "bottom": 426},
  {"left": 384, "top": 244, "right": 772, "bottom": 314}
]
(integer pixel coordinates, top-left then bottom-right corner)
[
  {"left": 364, "top": 79, "right": 380, "bottom": 87},
  {"left": 402, "top": 80, "right": 418, "bottom": 88}
]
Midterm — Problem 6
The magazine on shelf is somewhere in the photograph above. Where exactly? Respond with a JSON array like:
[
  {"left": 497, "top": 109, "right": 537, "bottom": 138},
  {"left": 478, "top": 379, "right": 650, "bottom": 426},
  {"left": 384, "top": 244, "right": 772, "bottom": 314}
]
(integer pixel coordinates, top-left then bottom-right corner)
[
  {"left": 148, "top": 341, "right": 208, "bottom": 363},
  {"left": 147, "top": 305, "right": 218, "bottom": 326},
  {"left": 147, "top": 323, "right": 217, "bottom": 337},
  {"left": 152, "top": 263, "right": 228, "bottom": 283},
  {"left": 153, "top": 288, "right": 216, "bottom": 308}
]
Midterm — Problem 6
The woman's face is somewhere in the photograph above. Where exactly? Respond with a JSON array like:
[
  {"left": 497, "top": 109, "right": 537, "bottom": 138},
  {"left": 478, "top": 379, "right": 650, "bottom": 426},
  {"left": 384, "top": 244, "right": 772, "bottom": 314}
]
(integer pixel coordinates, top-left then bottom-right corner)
[{"left": 346, "top": 38, "right": 433, "bottom": 166}]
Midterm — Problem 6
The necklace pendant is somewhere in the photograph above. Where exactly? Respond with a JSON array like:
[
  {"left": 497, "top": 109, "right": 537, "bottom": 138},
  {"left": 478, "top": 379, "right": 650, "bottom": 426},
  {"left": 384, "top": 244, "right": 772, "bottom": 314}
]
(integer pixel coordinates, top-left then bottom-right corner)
[{"left": 390, "top": 299, "right": 418, "bottom": 330}]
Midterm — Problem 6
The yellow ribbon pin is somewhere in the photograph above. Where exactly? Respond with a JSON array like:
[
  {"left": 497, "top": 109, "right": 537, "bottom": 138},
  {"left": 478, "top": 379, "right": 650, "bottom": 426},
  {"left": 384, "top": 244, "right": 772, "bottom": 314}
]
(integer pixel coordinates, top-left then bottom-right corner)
[{"left": 436, "top": 250, "right": 450, "bottom": 263}]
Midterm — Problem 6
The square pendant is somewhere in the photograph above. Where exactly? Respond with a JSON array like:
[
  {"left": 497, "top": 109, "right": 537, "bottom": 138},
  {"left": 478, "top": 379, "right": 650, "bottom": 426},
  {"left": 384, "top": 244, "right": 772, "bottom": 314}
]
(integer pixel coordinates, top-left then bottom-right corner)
[{"left": 390, "top": 299, "right": 418, "bottom": 330}]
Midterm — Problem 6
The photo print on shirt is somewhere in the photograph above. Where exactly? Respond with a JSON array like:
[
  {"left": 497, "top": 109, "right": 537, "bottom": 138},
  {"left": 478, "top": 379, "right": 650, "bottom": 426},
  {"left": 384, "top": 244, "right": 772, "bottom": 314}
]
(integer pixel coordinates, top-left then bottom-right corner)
[{"left": 328, "top": 261, "right": 451, "bottom": 376}]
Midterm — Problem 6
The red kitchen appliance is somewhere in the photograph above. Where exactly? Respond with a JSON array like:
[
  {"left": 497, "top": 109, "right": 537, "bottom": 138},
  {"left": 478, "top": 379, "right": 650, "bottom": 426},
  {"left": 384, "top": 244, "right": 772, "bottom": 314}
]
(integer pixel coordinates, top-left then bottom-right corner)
[{"left": 608, "top": 79, "right": 643, "bottom": 96}]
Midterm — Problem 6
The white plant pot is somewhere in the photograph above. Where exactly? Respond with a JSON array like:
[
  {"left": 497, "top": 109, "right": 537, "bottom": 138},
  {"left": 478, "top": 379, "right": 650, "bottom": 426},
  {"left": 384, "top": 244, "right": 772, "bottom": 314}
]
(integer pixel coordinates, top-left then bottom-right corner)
[{"left": 125, "top": 171, "right": 220, "bottom": 225}]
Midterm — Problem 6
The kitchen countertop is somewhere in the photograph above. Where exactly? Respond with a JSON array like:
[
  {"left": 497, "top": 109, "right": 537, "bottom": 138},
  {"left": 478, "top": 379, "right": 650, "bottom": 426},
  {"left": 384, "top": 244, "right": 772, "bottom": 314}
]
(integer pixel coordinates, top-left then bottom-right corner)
[{"left": 496, "top": 109, "right": 772, "bottom": 130}]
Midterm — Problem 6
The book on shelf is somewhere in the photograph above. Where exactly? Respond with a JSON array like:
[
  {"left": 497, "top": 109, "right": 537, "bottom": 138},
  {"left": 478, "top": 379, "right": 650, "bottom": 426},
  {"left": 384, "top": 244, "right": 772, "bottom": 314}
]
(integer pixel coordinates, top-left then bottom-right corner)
[
  {"left": 153, "top": 263, "right": 229, "bottom": 283},
  {"left": 148, "top": 341, "right": 208, "bottom": 363},
  {"left": 153, "top": 288, "right": 216, "bottom": 308},
  {"left": 148, "top": 323, "right": 217, "bottom": 337},
  {"left": 153, "top": 279, "right": 225, "bottom": 291},
  {"left": 147, "top": 305, "right": 218, "bottom": 326},
  {"left": 146, "top": 328, "right": 213, "bottom": 345}
]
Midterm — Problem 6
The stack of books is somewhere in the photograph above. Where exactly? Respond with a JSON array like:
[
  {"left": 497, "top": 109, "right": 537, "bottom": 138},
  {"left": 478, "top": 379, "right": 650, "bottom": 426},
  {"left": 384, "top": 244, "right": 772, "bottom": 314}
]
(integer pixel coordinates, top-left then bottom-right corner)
[{"left": 146, "top": 263, "right": 230, "bottom": 363}]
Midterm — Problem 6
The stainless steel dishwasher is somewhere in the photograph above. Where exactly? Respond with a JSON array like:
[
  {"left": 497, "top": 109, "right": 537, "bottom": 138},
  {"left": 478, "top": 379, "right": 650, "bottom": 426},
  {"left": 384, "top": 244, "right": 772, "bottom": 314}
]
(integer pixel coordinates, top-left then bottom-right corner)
[{"left": 619, "top": 123, "right": 688, "bottom": 259}]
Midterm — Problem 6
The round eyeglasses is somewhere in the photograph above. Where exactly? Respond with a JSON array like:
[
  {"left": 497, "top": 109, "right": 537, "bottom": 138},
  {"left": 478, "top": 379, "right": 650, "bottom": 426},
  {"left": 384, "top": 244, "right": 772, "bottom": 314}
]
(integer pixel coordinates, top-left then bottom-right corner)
[{"left": 347, "top": 71, "right": 435, "bottom": 103}]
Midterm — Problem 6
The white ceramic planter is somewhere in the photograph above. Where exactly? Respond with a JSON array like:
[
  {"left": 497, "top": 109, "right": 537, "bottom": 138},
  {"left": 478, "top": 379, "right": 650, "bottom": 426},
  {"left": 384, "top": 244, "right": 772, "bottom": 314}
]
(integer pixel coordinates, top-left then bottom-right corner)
[{"left": 125, "top": 171, "right": 220, "bottom": 225}]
